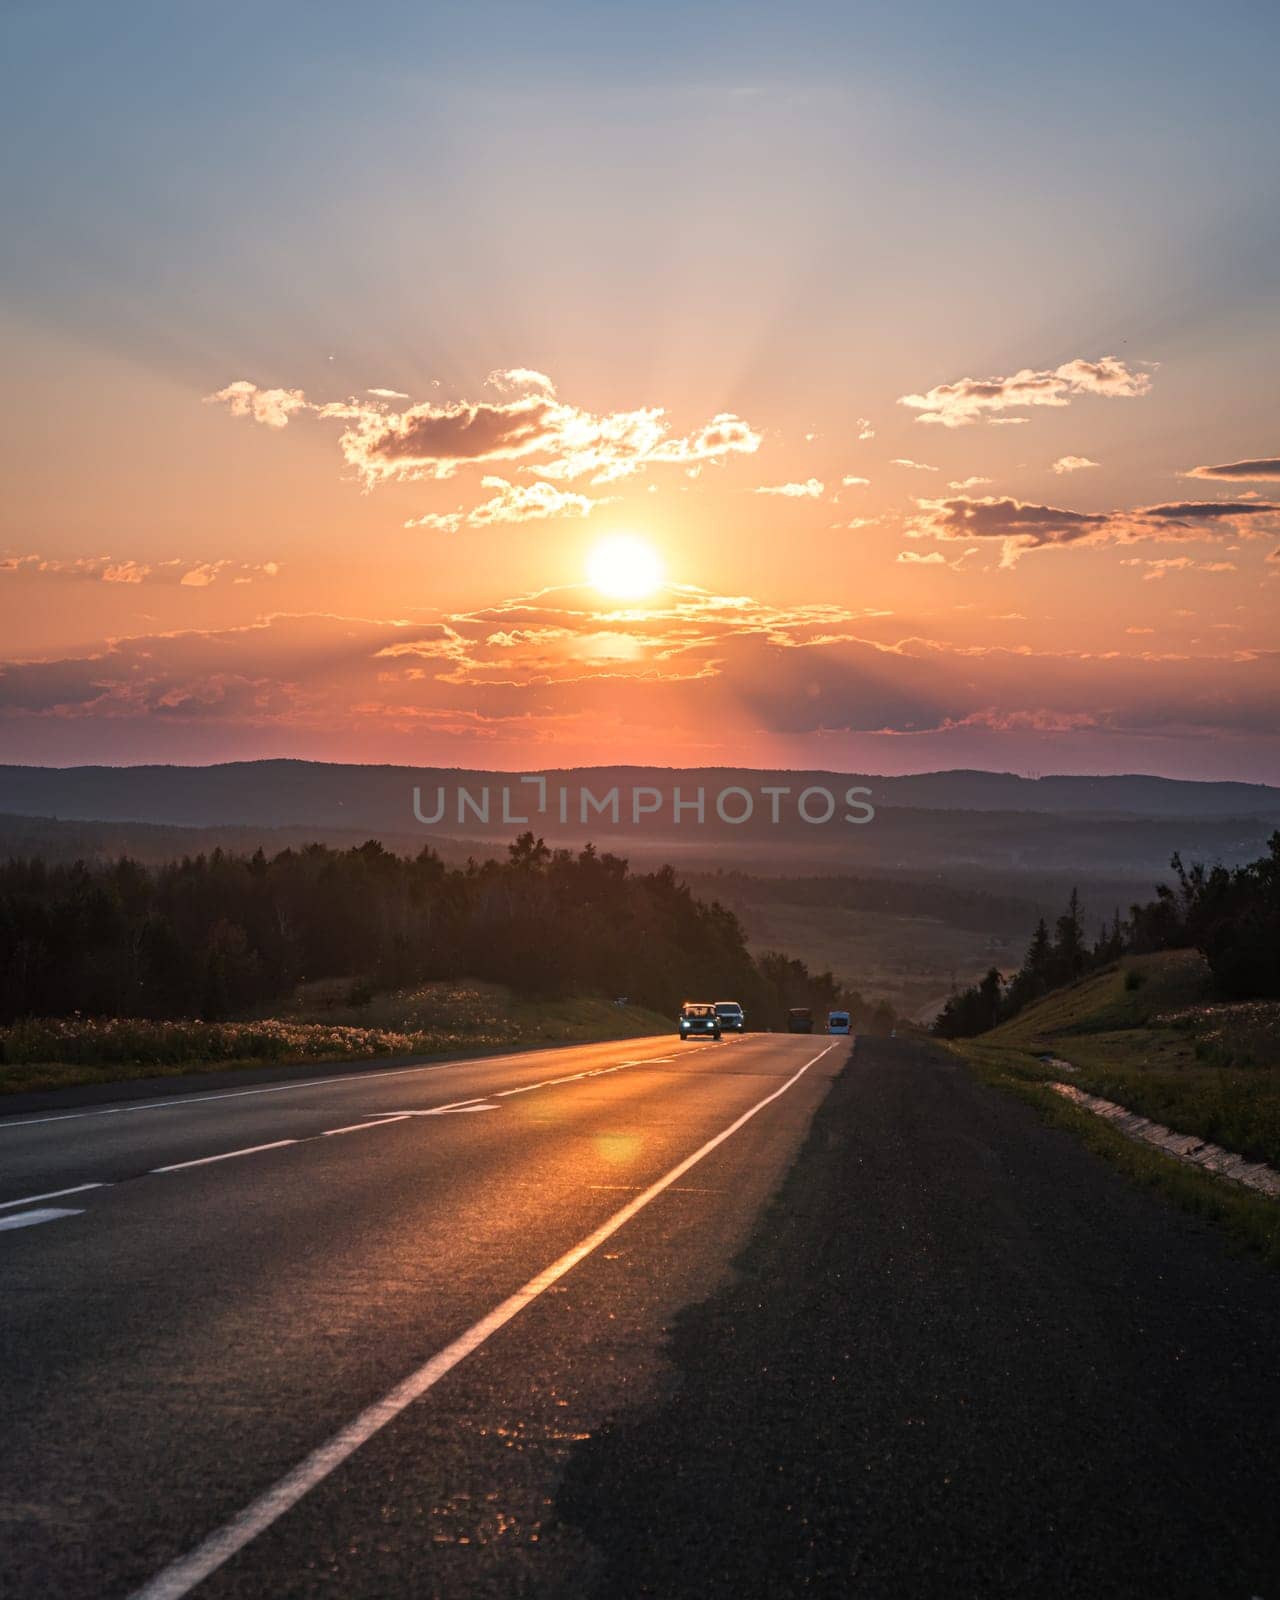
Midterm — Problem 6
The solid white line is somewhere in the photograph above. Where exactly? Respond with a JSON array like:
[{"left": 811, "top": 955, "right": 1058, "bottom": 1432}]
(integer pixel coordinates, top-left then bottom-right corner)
[
  {"left": 127, "top": 1042, "right": 836, "bottom": 1600},
  {"left": 0, "top": 1206, "right": 85, "bottom": 1232},
  {"left": 0, "top": 1182, "right": 106, "bottom": 1211},
  {"left": 0, "top": 1038, "right": 678, "bottom": 1130},
  {"left": 151, "top": 1140, "right": 297, "bottom": 1174}
]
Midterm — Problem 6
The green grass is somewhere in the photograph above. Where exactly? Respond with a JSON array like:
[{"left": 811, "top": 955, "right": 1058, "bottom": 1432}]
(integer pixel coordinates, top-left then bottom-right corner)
[
  {"left": 947, "top": 949, "right": 1280, "bottom": 1264},
  {"left": 952, "top": 1040, "right": 1280, "bottom": 1266},
  {"left": 0, "top": 981, "right": 672, "bottom": 1096}
]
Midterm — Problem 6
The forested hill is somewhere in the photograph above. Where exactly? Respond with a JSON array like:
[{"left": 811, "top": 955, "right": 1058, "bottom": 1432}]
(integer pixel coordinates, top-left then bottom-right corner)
[{"left": 0, "top": 834, "right": 883, "bottom": 1032}]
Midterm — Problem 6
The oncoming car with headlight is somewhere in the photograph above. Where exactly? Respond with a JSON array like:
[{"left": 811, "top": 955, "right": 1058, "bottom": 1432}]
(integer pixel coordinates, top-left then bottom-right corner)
[
  {"left": 678, "top": 1002, "right": 721, "bottom": 1040},
  {"left": 713, "top": 1000, "right": 745, "bottom": 1032}
]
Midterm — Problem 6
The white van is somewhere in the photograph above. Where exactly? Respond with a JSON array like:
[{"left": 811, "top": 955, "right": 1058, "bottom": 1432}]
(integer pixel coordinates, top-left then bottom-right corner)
[{"left": 827, "top": 1010, "right": 851, "bottom": 1035}]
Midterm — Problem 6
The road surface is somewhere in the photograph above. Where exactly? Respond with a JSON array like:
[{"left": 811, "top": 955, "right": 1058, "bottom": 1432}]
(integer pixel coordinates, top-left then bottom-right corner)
[
  {"left": 0, "top": 1031, "right": 842, "bottom": 1598},
  {"left": 4, "top": 1033, "right": 1277, "bottom": 1599}
]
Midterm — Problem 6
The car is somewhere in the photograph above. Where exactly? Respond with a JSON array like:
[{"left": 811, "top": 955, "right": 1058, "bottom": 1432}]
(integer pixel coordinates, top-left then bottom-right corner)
[
  {"left": 827, "top": 1010, "right": 851, "bottom": 1035},
  {"left": 679, "top": 1002, "right": 721, "bottom": 1040},
  {"left": 713, "top": 1000, "right": 745, "bottom": 1032},
  {"left": 787, "top": 1007, "right": 813, "bottom": 1034}
]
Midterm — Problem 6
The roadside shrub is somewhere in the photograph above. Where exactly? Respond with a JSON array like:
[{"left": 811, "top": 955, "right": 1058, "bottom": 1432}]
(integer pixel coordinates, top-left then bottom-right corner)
[{"left": 0, "top": 1016, "right": 423, "bottom": 1068}]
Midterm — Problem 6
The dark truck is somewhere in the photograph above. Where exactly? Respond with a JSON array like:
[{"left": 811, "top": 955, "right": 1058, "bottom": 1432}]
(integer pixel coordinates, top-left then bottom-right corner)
[{"left": 787, "top": 1007, "right": 814, "bottom": 1034}]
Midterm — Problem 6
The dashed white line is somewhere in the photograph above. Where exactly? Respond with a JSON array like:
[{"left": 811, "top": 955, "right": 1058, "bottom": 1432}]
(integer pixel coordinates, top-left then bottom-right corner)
[
  {"left": 0, "top": 1182, "right": 107, "bottom": 1211},
  {"left": 128, "top": 1041, "right": 835, "bottom": 1600},
  {"left": 0, "top": 1038, "right": 679, "bottom": 1130},
  {"left": 0, "top": 1206, "right": 85, "bottom": 1232},
  {"left": 151, "top": 1140, "right": 298, "bottom": 1174}
]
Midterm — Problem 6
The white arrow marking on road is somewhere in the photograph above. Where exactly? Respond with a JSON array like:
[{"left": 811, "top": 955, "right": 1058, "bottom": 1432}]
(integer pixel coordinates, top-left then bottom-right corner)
[
  {"left": 0, "top": 1206, "right": 84, "bottom": 1232},
  {"left": 368, "top": 1102, "right": 501, "bottom": 1116}
]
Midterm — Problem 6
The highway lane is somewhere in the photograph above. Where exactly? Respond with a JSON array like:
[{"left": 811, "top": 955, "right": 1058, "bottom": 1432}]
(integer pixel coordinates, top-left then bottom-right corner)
[
  {"left": 0, "top": 1034, "right": 688, "bottom": 1205},
  {"left": 0, "top": 1031, "right": 843, "bottom": 1598}
]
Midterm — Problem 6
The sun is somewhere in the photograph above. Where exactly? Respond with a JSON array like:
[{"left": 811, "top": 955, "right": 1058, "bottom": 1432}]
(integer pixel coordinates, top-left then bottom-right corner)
[{"left": 587, "top": 533, "right": 663, "bottom": 600}]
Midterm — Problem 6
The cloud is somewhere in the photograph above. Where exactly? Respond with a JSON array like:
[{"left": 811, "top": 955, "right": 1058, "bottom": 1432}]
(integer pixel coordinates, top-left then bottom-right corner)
[
  {"left": 209, "top": 375, "right": 761, "bottom": 497},
  {"left": 753, "top": 478, "right": 824, "bottom": 498},
  {"left": 1184, "top": 457, "right": 1280, "bottom": 481},
  {"left": 3, "top": 591, "right": 1277, "bottom": 756},
  {"left": 0, "top": 553, "right": 280, "bottom": 586},
  {"left": 840, "top": 475, "right": 870, "bottom": 488},
  {"left": 896, "top": 550, "right": 947, "bottom": 565},
  {"left": 890, "top": 458, "right": 938, "bottom": 472},
  {"left": 486, "top": 367, "right": 557, "bottom": 397},
  {"left": 908, "top": 494, "right": 1280, "bottom": 565},
  {"left": 1120, "top": 557, "right": 1238, "bottom": 581},
  {"left": 404, "top": 476, "right": 608, "bottom": 532},
  {"left": 856, "top": 418, "right": 875, "bottom": 440},
  {"left": 468, "top": 477, "right": 600, "bottom": 526},
  {"left": 899, "top": 355, "right": 1150, "bottom": 428},
  {"left": 367, "top": 387, "right": 410, "bottom": 400},
  {"left": 404, "top": 511, "right": 464, "bottom": 533},
  {"left": 208, "top": 381, "right": 310, "bottom": 429},
  {"left": 948, "top": 476, "right": 992, "bottom": 490},
  {"left": 1052, "top": 455, "right": 1100, "bottom": 474}
]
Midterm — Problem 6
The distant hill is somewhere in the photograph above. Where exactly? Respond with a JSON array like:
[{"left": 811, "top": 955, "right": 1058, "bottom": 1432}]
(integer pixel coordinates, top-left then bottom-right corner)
[
  {"left": 1, "top": 759, "right": 1276, "bottom": 830},
  {"left": 0, "top": 762, "right": 1276, "bottom": 890}
]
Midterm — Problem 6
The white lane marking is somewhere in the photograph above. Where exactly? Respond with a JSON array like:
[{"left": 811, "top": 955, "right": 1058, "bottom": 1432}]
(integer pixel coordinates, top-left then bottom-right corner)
[
  {"left": 151, "top": 1140, "right": 297, "bottom": 1174},
  {"left": 0, "top": 1038, "right": 680, "bottom": 1130},
  {"left": 321, "top": 1116, "right": 413, "bottom": 1137},
  {"left": 0, "top": 1206, "right": 84, "bottom": 1232},
  {"left": 425, "top": 1104, "right": 498, "bottom": 1115},
  {"left": 126, "top": 1042, "right": 836, "bottom": 1600},
  {"left": 0, "top": 1182, "right": 107, "bottom": 1211}
]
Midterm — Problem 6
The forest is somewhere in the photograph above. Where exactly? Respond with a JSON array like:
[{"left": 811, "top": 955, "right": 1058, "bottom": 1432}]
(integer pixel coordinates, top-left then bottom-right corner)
[
  {"left": 0, "top": 832, "right": 892, "bottom": 1032},
  {"left": 933, "top": 833, "right": 1280, "bottom": 1037}
]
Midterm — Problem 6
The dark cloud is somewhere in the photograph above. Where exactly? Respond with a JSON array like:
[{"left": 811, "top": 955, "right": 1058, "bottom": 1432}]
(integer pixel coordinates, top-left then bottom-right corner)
[
  {"left": 1185, "top": 458, "right": 1280, "bottom": 481},
  {"left": 360, "top": 397, "right": 558, "bottom": 468},
  {"left": 908, "top": 494, "right": 1280, "bottom": 564}
]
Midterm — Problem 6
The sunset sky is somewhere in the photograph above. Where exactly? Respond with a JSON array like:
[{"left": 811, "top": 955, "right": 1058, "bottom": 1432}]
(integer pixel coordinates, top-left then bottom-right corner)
[{"left": 2, "top": 2, "right": 1278, "bottom": 778}]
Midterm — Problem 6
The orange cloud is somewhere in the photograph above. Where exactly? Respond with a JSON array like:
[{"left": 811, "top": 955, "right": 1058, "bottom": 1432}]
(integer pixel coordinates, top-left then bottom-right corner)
[
  {"left": 0, "top": 553, "right": 280, "bottom": 586},
  {"left": 753, "top": 478, "right": 824, "bottom": 497},
  {"left": 405, "top": 477, "right": 603, "bottom": 531},
  {"left": 4, "top": 588, "right": 1275, "bottom": 755}
]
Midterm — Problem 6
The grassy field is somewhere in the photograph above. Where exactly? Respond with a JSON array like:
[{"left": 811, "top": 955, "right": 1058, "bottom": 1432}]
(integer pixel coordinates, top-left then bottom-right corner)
[
  {"left": 0, "top": 980, "right": 671, "bottom": 1096},
  {"left": 703, "top": 896, "right": 1012, "bottom": 1020},
  {"left": 947, "top": 949, "right": 1280, "bottom": 1263}
]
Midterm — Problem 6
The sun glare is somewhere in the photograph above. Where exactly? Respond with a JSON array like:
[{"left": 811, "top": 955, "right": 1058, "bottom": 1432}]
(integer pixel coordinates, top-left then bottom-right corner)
[{"left": 587, "top": 534, "right": 663, "bottom": 600}]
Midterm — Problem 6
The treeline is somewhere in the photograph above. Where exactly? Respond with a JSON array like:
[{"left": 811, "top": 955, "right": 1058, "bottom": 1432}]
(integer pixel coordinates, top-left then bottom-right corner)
[
  {"left": 934, "top": 832, "right": 1280, "bottom": 1038},
  {"left": 0, "top": 832, "right": 889, "bottom": 1031}
]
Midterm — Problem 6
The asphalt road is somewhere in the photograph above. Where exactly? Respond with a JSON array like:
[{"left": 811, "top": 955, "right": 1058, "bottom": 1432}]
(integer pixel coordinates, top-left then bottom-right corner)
[
  {"left": 0, "top": 1031, "right": 844, "bottom": 1598},
  {"left": 562, "top": 1038, "right": 1280, "bottom": 1600}
]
